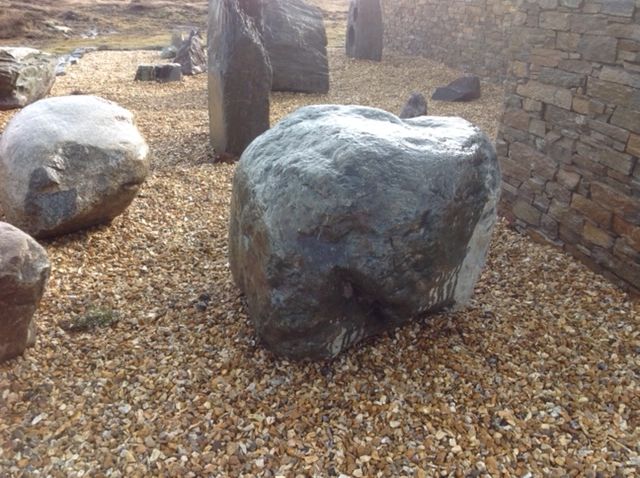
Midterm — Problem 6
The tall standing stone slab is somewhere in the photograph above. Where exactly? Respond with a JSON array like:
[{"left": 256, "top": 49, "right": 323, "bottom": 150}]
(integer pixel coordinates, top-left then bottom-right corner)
[
  {"left": 346, "top": 0, "right": 383, "bottom": 61},
  {"left": 229, "top": 105, "right": 501, "bottom": 360},
  {"left": 208, "top": 0, "right": 272, "bottom": 156},
  {"left": 262, "top": 0, "right": 330, "bottom": 93},
  {"left": 0, "top": 47, "right": 56, "bottom": 110},
  {"left": 0, "top": 222, "right": 50, "bottom": 363},
  {"left": 174, "top": 30, "right": 207, "bottom": 75}
]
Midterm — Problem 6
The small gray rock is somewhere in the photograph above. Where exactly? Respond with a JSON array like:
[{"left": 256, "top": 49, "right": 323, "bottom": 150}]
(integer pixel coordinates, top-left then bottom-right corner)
[
  {"left": 155, "top": 63, "right": 183, "bottom": 82},
  {"left": 432, "top": 76, "right": 481, "bottom": 102},
  {"left": 160, "top": 45, "right": 178, "bottom": 59},
  {"left": 0, "top": 222, "right": 50, "bottom": 363},
  {"left": 399, "top": 92, "right": 427, "bottom": 119},
  {"left": 0, "top": 47, "right": 57, "bottom": 110},
  {"left": 135, "top": 64, "right": 156, "bottom": 81},
  {"left": 0, "top": 95, "right": 150, "bottom": 238},
  {"left": 229, "top": 105, "right": 501, "bottom": 360}
]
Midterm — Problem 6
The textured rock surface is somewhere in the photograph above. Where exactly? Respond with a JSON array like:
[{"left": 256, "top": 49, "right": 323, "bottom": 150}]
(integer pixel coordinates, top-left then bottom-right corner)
[
  {"left": 346, "top": 0, "right": 383, "bottom": 61},
  {"left": 155, "top": 63, "right": 183, "bottom": 82},
  {"left": 174, "top": 30, "right": 207, "bottom": 75},
  {"left": 432, "top": 76, "right": 481, "bottom": 102},
  {"left": 399, "top": 92, "right": 427, "bottom": 118},
  {"left": 230, "top": 105, "right": 500, "bottom": 360},
  {"left": 0, "top": 95, "right": 150, "bottom": 238},
  {"left": 262, "top": 0, "right": 329, "bottom": 93},
  {"left": 208, "top": 0, "right": 272, "bottom": 156},
  {"left": 0, "top": 47, "right": 57, "bottom": 110},
  {"left": 0, "top": 222, "right": 50, "bottom": 363},
  {"left": 134, "top": 64, "right": 156, "bottom": 81}
]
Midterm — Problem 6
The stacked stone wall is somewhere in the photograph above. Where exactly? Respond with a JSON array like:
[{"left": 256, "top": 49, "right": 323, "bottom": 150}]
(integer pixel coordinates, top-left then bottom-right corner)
[
  {"left": 497, "top": 0, "right": 640, "bottom": 292},
  {"left": 382, "top": 0, "right": 517, "bottom": 79}
]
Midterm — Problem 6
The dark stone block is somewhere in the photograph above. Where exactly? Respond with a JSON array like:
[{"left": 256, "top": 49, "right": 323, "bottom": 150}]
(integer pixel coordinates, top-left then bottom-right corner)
[
  {"left": 346, "top": 0, "right": 383, "bottom": 61},
  {"left": 432, "top": 76, "right": 481, "bottom": 102}
]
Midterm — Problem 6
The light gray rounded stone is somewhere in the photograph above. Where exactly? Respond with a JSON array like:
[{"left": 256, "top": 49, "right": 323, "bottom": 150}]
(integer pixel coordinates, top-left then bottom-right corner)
[
  {"left": 229, "top": 105, "right": 501, "bottom": 360},
  {"left": 0, "top": 95, "right": 150, "bottom": 238}
]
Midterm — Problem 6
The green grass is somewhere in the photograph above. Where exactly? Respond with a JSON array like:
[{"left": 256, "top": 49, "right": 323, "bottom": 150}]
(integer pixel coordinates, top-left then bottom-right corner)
[{"left": 60, "top": 307, "right": 120, "bottom": 333}]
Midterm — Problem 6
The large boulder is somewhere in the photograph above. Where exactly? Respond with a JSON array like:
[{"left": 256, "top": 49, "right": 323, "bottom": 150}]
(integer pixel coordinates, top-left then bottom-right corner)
[
  {"left": 174, "top": 30, "right": 207, "bottom": 75},
  {"left": 208, "top": 0, "right": 272, "bottom": 156},
  {"left": 346, "top": 0, "right": 383, "bottom": 61},
  {"left": 0, "top": 95, "right": 150, "bottom": 238},
  {"left": 0, "top": 47, "right": 57, "bottom": 110},
  {"left": 262, "top": 0, "right": 329, "bottom": 93},
  {"left": 0, "top": 222, "right": 50, "bottom": 363},
  {"left": 229, "top": 105, "right": 501, "bottom": 360}
]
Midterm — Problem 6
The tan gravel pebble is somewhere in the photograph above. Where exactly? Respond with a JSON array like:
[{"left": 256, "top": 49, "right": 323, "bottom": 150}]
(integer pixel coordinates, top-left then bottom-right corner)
[{"left": 0, "top": 45, "right": 638, "bottom": 478}]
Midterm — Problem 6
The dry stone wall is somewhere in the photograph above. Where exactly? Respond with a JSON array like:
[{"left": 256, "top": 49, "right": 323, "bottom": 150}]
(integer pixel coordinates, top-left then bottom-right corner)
[
  {"left": 497, "top": 0, "right": 640, "bottom": 292},
  {"left": 382, "top": 0, "right": 518, "bottom": 79}
]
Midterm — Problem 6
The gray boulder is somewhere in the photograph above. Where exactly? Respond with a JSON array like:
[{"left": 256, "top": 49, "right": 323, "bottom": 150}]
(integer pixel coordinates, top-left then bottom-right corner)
[
  {"left": 0, "top": 47, "right": 57, "bottom": 110},
  {"left": 229, "top": 105, "right": 501, "bottom": 360},
  {"left": 160, "top": 45, "right": 178, "bottom": 59},
  {"left": 0, "top": 95, "right": 150, "bottom": 238},
  {"left": 0, "top": 222, "right": 50, "bottom": 363},
  {"left": 155, "top": 63, "right": 183, "bottom": 82},
  {"left": 262, "top": 0, "right": 329, "bottom": 93},
  {"left": 174, "top": 30, "right": 207, "bottom": 75},
  {"left": 135, "top": 64, "right": 156, "bottom": 81},
  {"left": 346, "top": 0, "right": 383, "bottom": 61},
  {"left": 399, "top": 92, "right": 427, "bottom": 119},
  {"left": 208, "top": 0, "right": 272, "bottom": 156}
]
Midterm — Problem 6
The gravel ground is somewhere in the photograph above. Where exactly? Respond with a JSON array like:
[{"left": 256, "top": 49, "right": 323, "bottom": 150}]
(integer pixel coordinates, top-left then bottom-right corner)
[{"left": 0, "top": 47, "right": 638, "bottom": 478}]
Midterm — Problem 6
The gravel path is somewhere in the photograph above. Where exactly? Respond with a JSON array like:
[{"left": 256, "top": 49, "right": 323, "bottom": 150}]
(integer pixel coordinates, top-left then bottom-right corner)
[{"left": 0, "top": 48, "right": 638, "bottom": 478}]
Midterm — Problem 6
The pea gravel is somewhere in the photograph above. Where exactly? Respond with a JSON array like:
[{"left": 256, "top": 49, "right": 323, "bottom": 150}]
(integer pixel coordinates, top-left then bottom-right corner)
[{"left": 0, "top": 44, "right": 638, "bottom": 478}]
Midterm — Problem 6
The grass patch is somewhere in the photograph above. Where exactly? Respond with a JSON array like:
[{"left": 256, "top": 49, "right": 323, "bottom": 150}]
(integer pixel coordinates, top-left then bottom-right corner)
[{"left": 60, "top": 307, "right": 120, "bottom": 333}]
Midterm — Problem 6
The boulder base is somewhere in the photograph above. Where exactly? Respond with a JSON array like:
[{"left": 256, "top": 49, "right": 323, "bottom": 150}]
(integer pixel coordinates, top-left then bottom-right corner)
[
  {"left": 0, "top": 95, "right": 150, "bottom": 238},
  {"left": 230, "top": 105, "right": 501, "bottom": 360},
  {"left": 0, "top": 222, "right": 50, "bottom": 363},
  {"left": 0, "top": 47, "right": 56, "bottom": 110},
  {"left": 174, "top": 31, "right": 207, "bottom": 75},
  {"left": 262, "top": 0, "right": 329, "bottom": 93}
]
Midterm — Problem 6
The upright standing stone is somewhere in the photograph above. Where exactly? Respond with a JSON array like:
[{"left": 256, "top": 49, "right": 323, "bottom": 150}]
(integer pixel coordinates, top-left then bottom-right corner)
[
  {"left": 174, "top": 30, "right": 207, "bottom": 75},
  {"left": 262, "top": 0, "right": 330, "bottom": 93},
  {"left": 0, "top": 222, "right": 50, "bottom": 363},
  {"left": 208, "top": 0, "right": 272, "bottom": 156},
  {"left": 346, "top": 0, "right": 383, "bottom": 61}
]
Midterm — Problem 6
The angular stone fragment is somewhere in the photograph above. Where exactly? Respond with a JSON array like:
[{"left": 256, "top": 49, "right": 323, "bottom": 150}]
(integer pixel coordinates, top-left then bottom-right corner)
[
  {"left": 0, "top": 222, "right": 50, "bottom": 363},
  {"left": 432, "top": 76, "right": 481, "bottom": 102},
  {"left": 174, "top": 30, "right": 207, "bottom": 75},
  {"left": 208, "top": 0, "right": 272, "bottom": 155},
  {"left": 346, "top": 0, "right": 383, "bottom": 61},
  {"left": 262, "top": 0, "right": 329, "bottom": 93},
  {"left": 399, "top": 92, "right": 427, "bottom": 119},
  {"left": 229, "top": 105, "right": 501, "bottom": 360},
  {"left": 135, "top": 64, "right": 156, "bottom": 81},
  {"left": 0, "top": 95, "right": 150, "bottom": 238},
  {"left": 0, "top": 47, "right": 56, "bottom": 110}
]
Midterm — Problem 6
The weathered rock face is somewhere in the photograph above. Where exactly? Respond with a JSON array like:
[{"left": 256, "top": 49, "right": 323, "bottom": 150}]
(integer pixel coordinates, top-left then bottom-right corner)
[
  {"left": 208, "top": 0, "right": 272, "bottom": 156},
  {"left": 174, "top": 30, "right": 207, "bottom": 75},
  {"left": 346, "top": 0, "right": 383, "bottom": 61},
  {"left": 0, "top": 95, "right": 150, "bottom": 238},
  {"left": 135, "top": 64, "right": 183, "bottom": 82},
  {"left": 0, "top": 47, "right": 57, "bottom": 110},
  {"left": 262, "top": 0, "right": 329, "bottom": 93},
  {"left": 432, "top": 76, "right": 481, "bottom": 102},
  {"left": 399, "top": 92, "right": 427, "bottom": 118},
  {"left": 0, "top": 222, "right": 50, "bottom": 363},
  {"left": 229, "top": 105, "right": 501, "bottom": 360}
]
